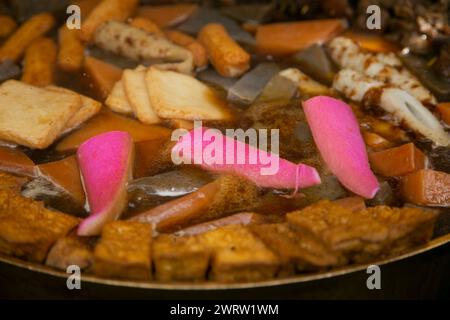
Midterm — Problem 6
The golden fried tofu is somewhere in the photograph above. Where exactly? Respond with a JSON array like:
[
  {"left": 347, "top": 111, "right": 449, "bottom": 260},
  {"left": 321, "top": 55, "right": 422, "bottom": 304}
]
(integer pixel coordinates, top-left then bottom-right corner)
[
  {"left": 153, "top": 234, "right": 210, "bottom": 282},
  {"left": 287, "top": 201, "right": 389, "bottom": 260},
  {"left": 0, "top": 80, "right": 82, "bottom": 149},
  {"left": 0, "top": 190, "right": 80, "bottom": 262},
  {"left": 200, "top": 225, "right": 279, "bottom": 283},
  {"left": 0, "top": 172, "right": 28, "bottom": 192},
  {"left": 251, "top": 223, "right": 344, "bottom": 274},
  {"left": 93, "top": 221, "right": 152, "bottom": 280},
  {"left": 46, "top": 232, "right": 94, "bottom": 271}
]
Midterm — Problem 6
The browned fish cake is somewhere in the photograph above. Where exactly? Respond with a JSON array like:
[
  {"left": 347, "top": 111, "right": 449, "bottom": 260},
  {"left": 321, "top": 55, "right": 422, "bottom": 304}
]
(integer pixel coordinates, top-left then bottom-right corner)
[
  {"left": 46, "top": 231, "right": 95, "bottom": 271},
  {"left": 251, "top": 223, "right": 344, "bottom": 274},
  {"left": 153, "top": 234, "right": 210, "bottom": 282},
  {"left": 93, "top": 221, "right": 152, "bottom": 280},
  {"left": 0, "top": 172, "right": 28, "bottom": 192},
  {"left": 0, "top": 189, "right": 80, "bottom": 262},
  {"left": 199, "top": 225, "right": 279, "bottom": 283}
]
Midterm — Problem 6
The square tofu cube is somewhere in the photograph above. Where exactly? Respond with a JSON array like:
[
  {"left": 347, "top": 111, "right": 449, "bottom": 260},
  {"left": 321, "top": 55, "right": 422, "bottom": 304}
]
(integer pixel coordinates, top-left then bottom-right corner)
[
  {"left": 0, "top": 80, "right": 82, "bottom": 148},
  {"left": 153, "top": 234, "right": 210, "bottom": 282},
  {"left": 93, "top": 221, "right": 152, "bottom": 280},
  {"left": 200, "top": 225, "right": 279, "bottom": 282},
  {"left": 0, "top": 190, "right": 80, "bottom": 262}
]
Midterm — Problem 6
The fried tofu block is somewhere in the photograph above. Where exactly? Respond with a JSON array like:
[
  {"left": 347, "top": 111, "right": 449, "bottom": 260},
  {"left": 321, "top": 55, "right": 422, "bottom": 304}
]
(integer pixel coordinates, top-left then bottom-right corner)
[
  {"left": 84, "top": 56, "right": 122, "bottom": 100},
  {"left": 80, "top": 0, "right": 139, "bottom": 43},
  {"left": 200, "top": 225, "right": 279, "bottom": 282},
  {"left": 46, "top": 232, "right": 94, "bottom": 270},
  {"left": 0, "top": 146, "right": 36, "bottom": 177},
  {"left": 251, "top": 223, "right": 343, "bottom": 273},
  {"left": 105, "top": 80, "right": 133, "bottom": 115},
  {"left": 401, "top": 169, "right": 450, "bottom": 206},
  {"left": 57, "top": 26, "right": 85, "bottom": 73},
  {"left": 0, "top": 80, "right": 82, "bottom": 149},
  {"left": 0, "top": 12, "right": 55, "bottom": 63},
  {"left": 123, "top": 67, "right": 160, "bottom": 124},
  {"left": 46, "top": 86, "right": 102, "bottom": 133},
  {"left": 198, "top": 23, "right": 250, "bottom": 78},
  {"left": 287, "top": 201, "right": 389, "bottom": 260},
  {"left": 0, "top": 190, "right": 80, "bottom": 262},
  {"left": 21, "top": 37, "right": 57, "bottom": 87},
  {"left": 93, "top": 221, "right": 152, "bottom": 280},
  {"left": 177, "top": 212, "right": 266, "bottom": 236},
  {"left": 153, "top": 234, "right": 209, "bottom": 282},
  {"left": 369, "top": 143, "right": 427, "bottom": 177},
  {"left": 0, "top": 15, "right": 17, "bottom": 38},
  {"left": 146, "top": 67, "right": 232, "bottom": 121},
  {"left": 0, "top": 172, "right": 28, "bottom": 192},
  {"left": 366, "top": 206, "right": 439, "bottom": 254}
]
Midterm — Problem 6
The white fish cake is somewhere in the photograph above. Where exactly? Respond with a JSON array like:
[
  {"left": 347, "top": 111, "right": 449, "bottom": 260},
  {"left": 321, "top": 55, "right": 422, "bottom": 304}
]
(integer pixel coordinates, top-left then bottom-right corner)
[
  {"left": 0, "top": 80, "right": 82, "bottom": 149},
  {"left": 123, "top": 67, "right": 160, "bottom": 124},
  {"left": 105, "top": 80, "right": 133, "bottom": 115}
]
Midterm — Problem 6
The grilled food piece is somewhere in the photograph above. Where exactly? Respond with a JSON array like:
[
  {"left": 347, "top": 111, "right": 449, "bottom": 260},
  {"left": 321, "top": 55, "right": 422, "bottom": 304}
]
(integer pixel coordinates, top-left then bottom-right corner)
[
  {"left": 153, "top": 234, "right": 210, "bottom": 282},
  {"left": 0, "top": 189, "right": 80, "bottom": 262},
  {"left": 200, "top": 225, "right": 279, "bottom": 282},
  {"left": 287, "top": 200, "right": 439, "bottom": 262},
  {"left": 46, "top": 232, "right": 94, "bottom": 271},
  {"left": 0, "top": 172, "right": 28, "bottom": 192},
  {"left": 251, "top": 223, "right": 344, "bottom": 274},
  {"left": 93, "top": 221, "right": 152, "bottom": 280}
]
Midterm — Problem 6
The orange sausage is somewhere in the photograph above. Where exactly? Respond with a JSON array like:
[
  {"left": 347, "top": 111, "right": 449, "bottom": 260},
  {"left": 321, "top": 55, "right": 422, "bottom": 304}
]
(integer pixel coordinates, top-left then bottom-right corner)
[
  {"left": 22, "top": 37, "right": 58, "bottom": 87},
  {"left": 198, "top": 23, "right": 250, "bottom": 77},
  {"left": 57, "top": 26, "right": 85, "bottom": 72},
  {"left": 0, "top": 15, "right": 17, "bottom": 38}
]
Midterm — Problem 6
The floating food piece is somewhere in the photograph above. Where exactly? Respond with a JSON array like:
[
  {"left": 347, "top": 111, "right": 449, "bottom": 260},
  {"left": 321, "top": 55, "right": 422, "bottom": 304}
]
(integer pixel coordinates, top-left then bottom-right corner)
[
  {"left": 123, "top": 66, "right": 160, "bottom": 124},
  {"left": 256, "top": 19, "right": 346, "bottom": 56},
  {"left": 131, "top": 175, "right": 262, "bottom": 232},
  {"left": 105, "top": 80, "right": 133, "bottom": 115},
  {"left": 0, "top": 12, "right": 55, "bottom": 63},
  {"left": 129, "top": 17, "right": 162, "bottom": 35},
  {"left": 94, "top": 21, "right": 194, "bottom": 74},
  {"left": 133, "top": 138, "right": 172, "bottom": 178},
  {"left": 164, "top": 30, "right": 208, "bottom": 68},
  {"left": 251, "top": 223, "right": 342, "bottom": 273},
  {"left": 199, "top": 23, "right": 250, "bottom": 78},
  {"left": 401, "top": 169, "right": 450, "bottom": 206},
  {"left": 334, "top": 196, "right": 366, "bottom": 212},
  {"left": 177, "top": 212, "right": 266, "bottom": 237},
  {"left": 46, "top": 86, "right": 102, "bottom": 134},
  {"left": 72, "top": 0, "right": 101, "bottom": 19},
  {"left": 136, "top": 4, "right": 198, "bottom": 28},
  {"left": 0, "top": 59, "right": 21, "bottom": 83},
  {"left": 197, "top": 68, "right": 236, "bottom": 91},
  {"left": 278, "top": 68, "right": 332, "bottom": 97},
  {"left": 0, "top": 172, "right": 28, "bottom": 192},
  {"left": 303, "top": 96, "right": 379, "bottom": 198},
  {"left": 80, "top": 0, "right": 138, "bottom": 43},
  {"left": 333, "top": 69, "right": 450, "bottom": 146},
  {"left": 93, "top": 220, "right": 152, "bottom": 280},
  {"left": 199, "top": 225, "right": 279, "bottom": 282},
  {"left": 0, "top": 15, "right": 17, "bottom": 38},
  {"left": 46, "top": 232, "right": 94, "bottom": 270},
  {"left": 57, "top": 26, "right": 85, "bottom": 73},
  {"left": 0, "top": 80, "right": 81, "bottom": 149},
  {"left": 328, "top": 37, "right": 437, "bottom": 106},
  {"left": 84, "top": 56, "right": 122, "bottom": 100},
  {"left": 437, "top": 102, "right": 450, "bottom": 125},
  {"left": 342, "top": 31, "right": 399, "bottom": 53},
  {"left": 146, "top": 67, "right": 232, "bottom": 121},
  {"left": 255, "top": 71, "right": 298, "bottom": 103},
  {"left": 178, "top": 7, "right": 254, "bottom": 46},
  {"left": 399, "top": 52, "right": 450, "bottom": 102},
  {"left": 369, "top": 143, "right": 427, "bottom": 177},
  {"left": 56, "top": 110, "right": 170, "bottom": 152},
  {"left": 77, "top": 131, "right": 134, "bottom": 236},
  {"left": 290, "top": 44, "right": 335, "bottom": 85},
  {"left": 37, "top": 155, "right": 85, "bottom": 212},
  {"left": 153, "top": 234, "right": 209, "bottom": 281},
  {"left": 363, "top": 131, "right": 394, "bottom": 151},
  {"left": 21, "top": 37, "right": 57, "bottom": 87},
  {"left": 227, "top": 63, "right": 279, "bottom": 105},
  {"left": 0, "top": 146, "right": 35, "bottom": 177},
  {"left": 0, "top": 189, "right": 79, "bottom": 263},
  {"left": 174, "top": 127, "right": 321, "bottom": 189}
]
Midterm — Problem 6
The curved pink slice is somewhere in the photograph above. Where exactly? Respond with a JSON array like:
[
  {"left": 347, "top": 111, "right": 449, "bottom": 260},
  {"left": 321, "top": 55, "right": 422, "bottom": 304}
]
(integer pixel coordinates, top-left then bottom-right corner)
[
  {"left": 77, "top": 131, "right": 134, "bottom": 236},
  {"left": 172, "top": 127, "right": 321, "bottom": 189},
  {"left": 303, "top": 96, "right": 379, "bottom": 198}
]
